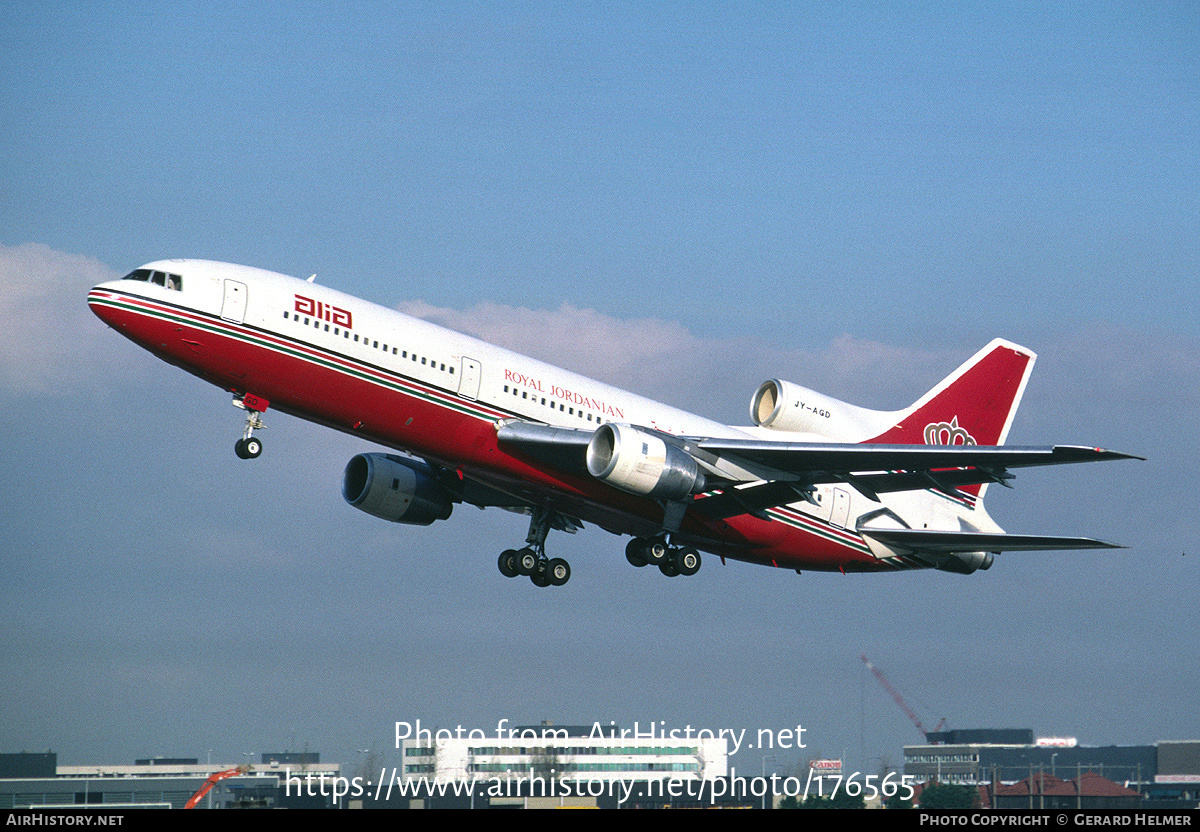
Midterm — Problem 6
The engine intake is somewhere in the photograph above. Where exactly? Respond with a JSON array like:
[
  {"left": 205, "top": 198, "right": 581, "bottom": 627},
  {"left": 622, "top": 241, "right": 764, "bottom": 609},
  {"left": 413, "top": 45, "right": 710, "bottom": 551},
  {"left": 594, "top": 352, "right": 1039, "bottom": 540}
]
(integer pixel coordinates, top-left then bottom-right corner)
[
  {"left": 342, "top": 453, "right": 455, "bottom": 525},
  {"left": 586, "top": 423, "right": 705, "bottom": 501},
  {"left": 751, "top": 377, "right": 889, "bottom": 440}
]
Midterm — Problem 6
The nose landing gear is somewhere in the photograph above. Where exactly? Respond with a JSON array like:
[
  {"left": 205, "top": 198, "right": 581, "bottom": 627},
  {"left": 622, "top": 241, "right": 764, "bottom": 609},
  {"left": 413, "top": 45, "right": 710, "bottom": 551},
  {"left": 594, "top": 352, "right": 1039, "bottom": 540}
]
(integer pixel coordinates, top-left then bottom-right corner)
[
  {"left": 235, "top": 435, "right": 263, "bottom": 459},
  {"left": 232, "top": 393, "right": 268, "bottom": 459}
]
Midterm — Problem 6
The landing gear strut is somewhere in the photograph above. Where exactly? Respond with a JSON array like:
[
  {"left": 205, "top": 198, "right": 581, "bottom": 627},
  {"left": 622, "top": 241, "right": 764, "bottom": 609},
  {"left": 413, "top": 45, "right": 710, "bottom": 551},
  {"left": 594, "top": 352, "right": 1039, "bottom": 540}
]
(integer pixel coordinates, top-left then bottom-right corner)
[
  {"left": 232, "top": 393, "right": 268, "bottom": 460},
  {"left": 625, "top": 536, "right": 702, "bottom": 577},
  {"left": 497, "top": 506, "right": 572, "bottom": 587}
]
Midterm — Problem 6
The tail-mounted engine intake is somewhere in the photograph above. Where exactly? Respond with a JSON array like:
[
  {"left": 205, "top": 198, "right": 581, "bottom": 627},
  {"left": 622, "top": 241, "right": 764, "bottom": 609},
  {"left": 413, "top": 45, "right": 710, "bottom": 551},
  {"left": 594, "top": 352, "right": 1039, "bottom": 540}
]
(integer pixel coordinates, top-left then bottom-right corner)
[
  {"left": 751, "top": 378, "right": 889, "bottom": 440},
  {"left": 586, "top": 423, "right": 705, "bottom": 501},
  {"left": 342, "top": 453, "right": 455, "bottom": 525}
]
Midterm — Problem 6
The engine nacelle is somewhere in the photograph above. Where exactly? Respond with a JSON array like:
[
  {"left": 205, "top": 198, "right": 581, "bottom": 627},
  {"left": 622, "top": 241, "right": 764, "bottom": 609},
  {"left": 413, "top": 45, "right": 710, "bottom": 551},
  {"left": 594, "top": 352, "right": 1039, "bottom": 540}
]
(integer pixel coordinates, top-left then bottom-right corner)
[
  {"left": 934, "top": 550, "right": 995, "bottom": 575},
  {"left": 751, "top": 378, "right": 890, "bottom": 440},
  {"left": 342, "top": 453, "right": 454, "bottom": 526},
  {"left": 585, "top": 423, "right": 705, "bottom": 501}
]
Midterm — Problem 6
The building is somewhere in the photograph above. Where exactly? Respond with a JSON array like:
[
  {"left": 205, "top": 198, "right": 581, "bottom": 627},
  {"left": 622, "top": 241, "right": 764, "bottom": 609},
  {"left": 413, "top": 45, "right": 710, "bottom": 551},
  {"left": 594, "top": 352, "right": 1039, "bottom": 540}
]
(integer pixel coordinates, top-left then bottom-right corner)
[
  {"left": 0, "top": 751, "right": 340, "bottom": 809},
  {"left": 992, "top": 772, "right": 1142, "bottom": 810},
  {"left": 399, "top": 722, "right": 728, "bottom": 785},
  {"left": 1148, "top": 740, "right": 1200, "bottom": 808},
  {"left": 905, "top": 729, "right": 1155, "bottom": 788}
]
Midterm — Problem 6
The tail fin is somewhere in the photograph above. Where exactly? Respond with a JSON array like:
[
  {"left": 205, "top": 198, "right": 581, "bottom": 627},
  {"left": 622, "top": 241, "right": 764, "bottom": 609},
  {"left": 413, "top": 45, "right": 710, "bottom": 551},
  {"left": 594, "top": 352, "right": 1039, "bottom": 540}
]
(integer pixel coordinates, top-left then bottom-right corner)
[{"left": 869, "top": 339, "right": 1036, "bottom": 500}]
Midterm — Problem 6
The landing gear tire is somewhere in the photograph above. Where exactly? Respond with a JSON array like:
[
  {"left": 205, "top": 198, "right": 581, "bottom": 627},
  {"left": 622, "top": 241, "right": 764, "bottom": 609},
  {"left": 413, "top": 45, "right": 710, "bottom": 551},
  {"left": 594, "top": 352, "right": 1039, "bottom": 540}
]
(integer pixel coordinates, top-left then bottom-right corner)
[
  {"left": 659, "top": 558, "right": 680, "bottom": 577},
  {"left": 507, "top": 507, "right": 576, "bottom": 588},
  {"left": 674, "top": 547, "right": 701, "bottom": 576},
  {"left": 625, "top": 538, "right": 648, "bottom": 568},
  {"left": 645, "top": 537, "right": 669, "bottom": 565},
  {"left": 547, "top": 557, "right": 571, "bottom": 586},
  {"left": 516, "top": 547, "right": 539, "bottom": 576},
  {"left": 234, "top": 437, "right": 263, "bottom": 459},
  {"left": 498, "top": 549, "right": 520, "bottom": 578}
]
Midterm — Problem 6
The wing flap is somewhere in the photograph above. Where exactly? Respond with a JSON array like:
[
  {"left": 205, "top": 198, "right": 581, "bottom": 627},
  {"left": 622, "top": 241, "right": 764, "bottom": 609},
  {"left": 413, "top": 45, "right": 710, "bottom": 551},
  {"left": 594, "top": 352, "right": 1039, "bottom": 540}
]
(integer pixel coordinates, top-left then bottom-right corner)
[
  {"left": 689, "top": 481, "right": 813, "bottom": 520},
  {"left": 860, "top": 528, "right": 1122, "bottom": 553}
]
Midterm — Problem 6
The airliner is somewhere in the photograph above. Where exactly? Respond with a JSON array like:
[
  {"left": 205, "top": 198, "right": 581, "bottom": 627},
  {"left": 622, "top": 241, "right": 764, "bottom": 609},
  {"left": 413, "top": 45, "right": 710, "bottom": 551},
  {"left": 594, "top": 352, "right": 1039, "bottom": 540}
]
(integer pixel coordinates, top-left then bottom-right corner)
[{"left": 87, "top": 259, "right": 1137, "bottom": 587}]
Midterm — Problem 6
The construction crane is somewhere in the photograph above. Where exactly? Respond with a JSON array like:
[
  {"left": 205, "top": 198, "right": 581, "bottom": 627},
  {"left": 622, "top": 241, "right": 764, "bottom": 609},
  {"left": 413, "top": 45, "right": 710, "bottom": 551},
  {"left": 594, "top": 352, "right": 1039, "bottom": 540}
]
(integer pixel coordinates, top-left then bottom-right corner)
[
  {"left": 861, "top": 654, "right": 946, "bottom": 742},
  {"left": 184, "top": 765, "right": 251, "bottom": 809}
]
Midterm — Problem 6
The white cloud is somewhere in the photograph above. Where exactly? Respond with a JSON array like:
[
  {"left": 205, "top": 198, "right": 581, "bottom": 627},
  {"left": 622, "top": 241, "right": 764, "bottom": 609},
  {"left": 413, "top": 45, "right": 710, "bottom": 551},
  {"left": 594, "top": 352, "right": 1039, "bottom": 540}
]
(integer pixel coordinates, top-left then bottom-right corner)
[
  {"left": 0, "top": 243, "right": 121, "bottom": 394},
  {"left": 397, "top": 299, "right": 699, "bottom": 378}
]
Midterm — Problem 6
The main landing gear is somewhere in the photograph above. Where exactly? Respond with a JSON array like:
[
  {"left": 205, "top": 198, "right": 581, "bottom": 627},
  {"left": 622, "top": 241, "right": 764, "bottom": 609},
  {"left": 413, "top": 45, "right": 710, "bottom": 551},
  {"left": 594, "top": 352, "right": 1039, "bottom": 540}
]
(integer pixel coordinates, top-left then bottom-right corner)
[
  {"left": 495, "top": 517, "right": 703, "bottom": 586},
  {"left": 232, "top": 393, "right": 269, "bottom": 460},
  {"left": 625, "top": 536, "right": 702, "bottom": 578},
  {"left": 497, "top": 506, "right": 572, "bottom": 588}
]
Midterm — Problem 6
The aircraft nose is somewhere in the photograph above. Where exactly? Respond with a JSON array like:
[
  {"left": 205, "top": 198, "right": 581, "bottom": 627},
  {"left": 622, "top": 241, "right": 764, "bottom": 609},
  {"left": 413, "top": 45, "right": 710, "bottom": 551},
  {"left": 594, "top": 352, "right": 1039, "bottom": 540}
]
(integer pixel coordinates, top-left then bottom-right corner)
[{"left": 87, "top": 281, "right": 125, "bottom": 327}]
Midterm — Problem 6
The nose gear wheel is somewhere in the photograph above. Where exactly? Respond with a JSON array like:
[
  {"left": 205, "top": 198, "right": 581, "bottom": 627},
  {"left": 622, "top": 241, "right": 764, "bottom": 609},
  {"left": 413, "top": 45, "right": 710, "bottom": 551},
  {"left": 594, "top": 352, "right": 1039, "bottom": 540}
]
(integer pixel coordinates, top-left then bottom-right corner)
[{"left": 232, "top": 394, "right": 267, "bottom": 460}]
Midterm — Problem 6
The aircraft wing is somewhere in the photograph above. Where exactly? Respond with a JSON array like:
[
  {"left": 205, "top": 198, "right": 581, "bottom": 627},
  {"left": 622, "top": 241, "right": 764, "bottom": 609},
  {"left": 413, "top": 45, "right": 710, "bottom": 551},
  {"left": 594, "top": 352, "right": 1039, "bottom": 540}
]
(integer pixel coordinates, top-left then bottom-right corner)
[
  {"left": 497, "top": 420, "right": 1140, "bottom": 517},
  {"left": 691, "top": 438, "right": 1138, "bottom": 477},
  {"left": 689, "top": 439, "right": 1140, "bottom": 506}
]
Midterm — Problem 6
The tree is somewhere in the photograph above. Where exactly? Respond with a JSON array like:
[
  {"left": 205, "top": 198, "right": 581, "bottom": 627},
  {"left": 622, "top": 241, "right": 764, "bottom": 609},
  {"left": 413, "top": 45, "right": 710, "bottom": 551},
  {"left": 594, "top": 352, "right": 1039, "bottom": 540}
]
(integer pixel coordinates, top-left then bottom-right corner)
[
  {"left": 354, "top": 746, "right": 384, "bottom": 785},
  {"left": 919, "top": 783, "right": 978, "bottom": 809},
  {"left": 527, "top": 744, "right": 564, "bottom": 794}
]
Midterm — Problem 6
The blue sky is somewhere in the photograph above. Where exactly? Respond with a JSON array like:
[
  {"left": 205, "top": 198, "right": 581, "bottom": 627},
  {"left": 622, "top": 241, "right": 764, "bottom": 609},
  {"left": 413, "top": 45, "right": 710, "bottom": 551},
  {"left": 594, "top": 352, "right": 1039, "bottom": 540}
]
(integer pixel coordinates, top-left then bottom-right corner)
[{"left": 1, "top": 2, "right": 1197, "bottom": 777}]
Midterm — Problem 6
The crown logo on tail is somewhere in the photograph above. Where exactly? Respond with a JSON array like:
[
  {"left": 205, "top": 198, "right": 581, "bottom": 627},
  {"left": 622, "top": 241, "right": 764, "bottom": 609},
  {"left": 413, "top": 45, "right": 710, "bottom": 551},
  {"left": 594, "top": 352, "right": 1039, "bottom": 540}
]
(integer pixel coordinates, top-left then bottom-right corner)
[{"left": 924, "top": 416, "right": 976, "bottom": 446}]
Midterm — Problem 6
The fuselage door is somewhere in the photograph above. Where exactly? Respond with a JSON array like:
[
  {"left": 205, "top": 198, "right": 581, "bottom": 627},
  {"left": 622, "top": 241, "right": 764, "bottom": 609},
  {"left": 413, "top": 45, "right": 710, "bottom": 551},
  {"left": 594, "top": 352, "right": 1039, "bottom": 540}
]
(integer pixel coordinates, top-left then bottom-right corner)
[
  {"left": 221, "top": 280, "right": 247, "bottom": 324},
  {"left": 831, "top": 488, "right": 852, "bottom": 529},
  {"left": 458, "top": 357, "right": 481, "bottom": 400}
]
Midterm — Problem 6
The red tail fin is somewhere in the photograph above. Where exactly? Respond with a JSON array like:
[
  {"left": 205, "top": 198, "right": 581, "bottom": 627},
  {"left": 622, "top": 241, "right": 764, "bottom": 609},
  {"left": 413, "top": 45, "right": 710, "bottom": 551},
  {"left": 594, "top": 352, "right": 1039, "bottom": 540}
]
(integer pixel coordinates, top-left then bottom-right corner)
[
  {"left": 869, "top": 339, "right": 1036, "bottom": 448},
  {"left": 869, "top": 340, "right": 1035, "bottom": 503}
]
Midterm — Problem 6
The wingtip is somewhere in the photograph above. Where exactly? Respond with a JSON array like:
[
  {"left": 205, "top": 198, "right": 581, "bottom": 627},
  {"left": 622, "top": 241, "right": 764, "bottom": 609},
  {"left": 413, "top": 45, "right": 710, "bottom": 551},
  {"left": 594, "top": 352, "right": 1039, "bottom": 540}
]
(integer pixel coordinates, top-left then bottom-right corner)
[
  {"left": 1101, "top": 449, "right": 1146, "bottom": 462},
  {"left": 1058, "top": 445, "right": 1145, "bottom": 462}
]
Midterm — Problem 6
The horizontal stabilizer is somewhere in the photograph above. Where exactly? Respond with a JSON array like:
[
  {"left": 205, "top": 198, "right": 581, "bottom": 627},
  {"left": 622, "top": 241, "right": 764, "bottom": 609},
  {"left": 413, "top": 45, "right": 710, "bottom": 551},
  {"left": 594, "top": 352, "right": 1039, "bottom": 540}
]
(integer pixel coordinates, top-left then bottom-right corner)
[{"left": 861, "top": 528, "right": 1123, "bottom": 553}]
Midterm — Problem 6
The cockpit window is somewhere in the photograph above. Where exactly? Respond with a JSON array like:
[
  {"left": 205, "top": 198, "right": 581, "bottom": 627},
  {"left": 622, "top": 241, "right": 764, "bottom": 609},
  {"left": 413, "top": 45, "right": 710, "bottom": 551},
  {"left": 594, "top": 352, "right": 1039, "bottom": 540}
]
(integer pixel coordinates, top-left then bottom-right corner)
[{"left": 121, "top": 268, "right": 182, "bottom": 291}]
